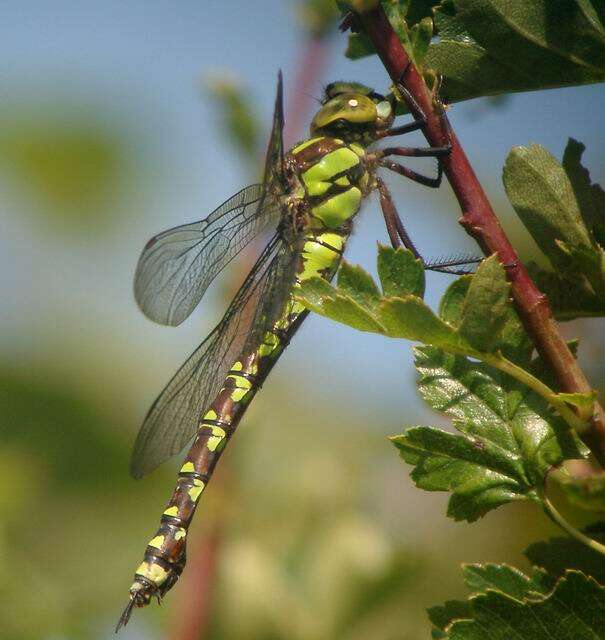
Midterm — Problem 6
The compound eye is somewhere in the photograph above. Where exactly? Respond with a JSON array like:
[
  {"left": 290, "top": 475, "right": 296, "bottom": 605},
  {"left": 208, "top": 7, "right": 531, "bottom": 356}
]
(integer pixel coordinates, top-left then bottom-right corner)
[{"left": 376, "top": 100, "right": 392, "bottom": 120}]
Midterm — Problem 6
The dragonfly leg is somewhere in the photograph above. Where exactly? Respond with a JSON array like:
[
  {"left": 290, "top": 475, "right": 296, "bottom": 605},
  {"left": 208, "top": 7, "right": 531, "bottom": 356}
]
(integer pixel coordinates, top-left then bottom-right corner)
[
  {"left": 376, "top": 177, "right": 423, "bottom": 258},
  {"left": 377, "top": 178, "right": 401, "bottom": 249},
  {"left": 379, "top": 145, "right": 452, "bottom": 159},
  {"left": 379, "top": 158, "right": 443, "bottom": 189},
  {"left": 376, "top": 118, "right": 426, "bottom": 139},
  {"left": 391, "top": 64, "right": 453, "bottom": 145},
  {"left": 376, "top": 179, "right": 481, "bottom": 274},
  {"left": 378, "top": 75, "right": 427, "bottom": 139},
  {"left": 425, "top": 255, "right": 482, "bottom": 275}
]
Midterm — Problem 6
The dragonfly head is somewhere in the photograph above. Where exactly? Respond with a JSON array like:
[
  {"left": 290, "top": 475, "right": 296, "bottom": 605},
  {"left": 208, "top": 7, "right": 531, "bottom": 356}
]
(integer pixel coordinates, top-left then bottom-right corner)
[{"left": 310, "top": 82, "right": 394, "bottom": 144}]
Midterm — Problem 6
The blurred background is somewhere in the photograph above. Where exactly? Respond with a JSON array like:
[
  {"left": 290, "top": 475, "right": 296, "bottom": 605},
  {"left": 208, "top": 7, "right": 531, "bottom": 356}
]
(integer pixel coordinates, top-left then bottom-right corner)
[{"left": 1, "top": 2, "right": 604, "bottom": 639}]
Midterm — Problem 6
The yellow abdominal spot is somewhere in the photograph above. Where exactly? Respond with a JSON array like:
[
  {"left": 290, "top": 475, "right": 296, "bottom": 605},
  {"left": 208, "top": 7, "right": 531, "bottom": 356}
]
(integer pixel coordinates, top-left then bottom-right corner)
[
  {"left": 205, "top": 425, "right": 226, "bottom": 452},
  {"left": 204, "top": 409, "right": 218, "bottom": 420},
  {"left": 289, "top": 300, "right": 306, "bottom": 316},
  {"left": 180, "top": 461, "right": 195, "bottom": 473},
  {"left": 135, "top": 562, "right": 169, "bottom": 586},
  {"left": 274, "top": 316, "right": 289, "bottom": 330},
  {"left": 227, "top": 374, "right": 252, "bottom": 402},
  {"left": 163, "top": 506, "right": 179, "bottom": 517},
  {"left": 258, "top": 332, "right": 280, "bottom": 357},
  {"left": 148, "top": 535, "right": 164, "bottom": 550},
  {"left": 300, "top": 239, "right": 340, "bottom": 280},
  {"left": 226, "top": 374, "right": 252, "bottom": 389},
  {"left": 188, "top": 479, "right": 205, "bottom": 502},
  {"left": 174, "top": 528, "right": 187, "bottom": 541},
  {"left": 230, "top": 388, "right": 248, "bottom": 402}
]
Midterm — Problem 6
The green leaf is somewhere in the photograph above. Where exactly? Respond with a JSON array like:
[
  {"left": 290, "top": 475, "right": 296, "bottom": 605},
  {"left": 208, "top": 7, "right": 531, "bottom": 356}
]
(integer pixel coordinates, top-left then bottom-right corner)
[
  {"left": 392, "top": 425, "right": 535, "bottom": 522},
  {"left": 299, "top": 252, "right": 532, "bottom": 362},
  {"left": 337, "top": 261, "right": 381, "bottom": 309},
  {"left": 378, "top": 297, "right": 462, "bottom": 348},
  {"left": 504, "top": 141, "right": 605, "bottom": 318},
  {"left": 528, "top": 264, "right": 605, "bottom": 319},
  {"left": 316, "top": 295, "right": 387, "bottom": 333},
  {"left": 496, "top": 306, "right": 533, "bottom": 367},
  {"left": 294, "top": 276, "right": 339, "bottom": 313},
  {"left": 206, "top": 76, "right": 260, "bottom": 164},
  {"left": 428, "top": 0, "right": 605, "bottom": 105},
  {"left": 377, "top": 246, "right": 425, "bottom": 298},
  {"left": 391, "top": 346, "right": 584, "bottom": 521},
  {"left": 345, "top": 1, "right": 406, "bottom": 60},
  {"left": 406, "top": 0, "right": 442, "bottom": 28},
  {"left": 447, "top": 571, "right": 605, "bottom": 640},
  {"left": 462, "top": 563, "right": 551, "bottom": 599},
  {"left": 408, "top": 16, "right": 433, "bottom": 67},
  {"left": 525, "top": 524, "right": 605, "bottom": 584},
  {"left": 296, "top": 0, "right": 340, "bottom": 38},
  {"left": 295, "top": 277, "right": 386, "bottom": 333},
  {"left": 503, "top": 144, "right": 594, "bottom": 270},
  {"left": 439, "top": 275, "right": 471, "bottom": 327},
  {"left": 441, "top": 272, "right": 532, "bottom": 364},
  {"left": 458, "top": 256, "right": 510, "bottom": 352},
  {"left": 345, "top": 30, "right": 376, "bottom": 59},
  {"left": 345, "top": 0, "right": 434, "bottom": 68},
  {"left": 296, "top": 257, "right": 469, "bottom": 352},
  {"left": 346, "top": 1, "right": 605, "bottom": 103},
  {"left": 428, "top": 600, "right": 471, "bottom": 638},
  {"left": 563, "top": 138, "right": 605, "bottom": 247}
]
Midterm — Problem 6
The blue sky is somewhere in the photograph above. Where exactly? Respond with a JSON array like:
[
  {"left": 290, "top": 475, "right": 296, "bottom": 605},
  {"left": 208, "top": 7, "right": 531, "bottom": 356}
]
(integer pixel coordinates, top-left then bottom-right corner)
[{"left": 1, "top": 0, "right": 604, "bottom": 455}]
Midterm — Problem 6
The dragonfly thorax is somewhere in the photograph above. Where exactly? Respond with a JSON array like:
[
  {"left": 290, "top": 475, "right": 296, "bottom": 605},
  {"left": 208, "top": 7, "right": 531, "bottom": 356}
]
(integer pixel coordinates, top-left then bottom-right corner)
[
  {"left": 120, "top": 73, "right": 387, "bottom": 631},
  {"left": 286, "top": 135, "right": 371, "bottom": 232}
]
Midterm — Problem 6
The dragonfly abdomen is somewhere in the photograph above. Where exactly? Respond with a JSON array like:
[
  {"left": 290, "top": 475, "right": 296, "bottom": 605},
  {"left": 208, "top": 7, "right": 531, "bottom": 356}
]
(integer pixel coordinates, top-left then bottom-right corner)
[
  {"left": 121, "top": 129, "right": 370, "bottom": 629},
  {"left": 126, "top": 353, "right": 261, "bottom": 607}
]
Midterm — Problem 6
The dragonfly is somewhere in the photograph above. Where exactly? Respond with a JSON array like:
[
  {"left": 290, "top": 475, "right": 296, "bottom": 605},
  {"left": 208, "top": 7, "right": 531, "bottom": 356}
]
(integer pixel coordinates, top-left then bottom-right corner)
[{"left": 117, "top": 71, "right": 475, "bottom": 629}]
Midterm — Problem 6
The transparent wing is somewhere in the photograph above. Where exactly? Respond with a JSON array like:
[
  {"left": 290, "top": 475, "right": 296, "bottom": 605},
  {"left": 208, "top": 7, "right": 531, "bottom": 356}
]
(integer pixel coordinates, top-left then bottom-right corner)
[
  {"left": 262, "top": 70, "right": 286, "bottom": 194},
  {"left": 134, "top": 184, "right": 281, "bottom": 326},
  {"left": 134, "top": 72, "right": 287, "bottom": 327},
  {"left": 130, "top": 232, "right": 302, "bottom": 478}
]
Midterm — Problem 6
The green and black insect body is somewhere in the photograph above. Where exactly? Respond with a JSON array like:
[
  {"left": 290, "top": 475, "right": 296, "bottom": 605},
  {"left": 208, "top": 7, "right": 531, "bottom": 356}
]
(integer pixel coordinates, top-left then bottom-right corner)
[{"left": 118, "top": 72, "right": 469, "bottom": 629}]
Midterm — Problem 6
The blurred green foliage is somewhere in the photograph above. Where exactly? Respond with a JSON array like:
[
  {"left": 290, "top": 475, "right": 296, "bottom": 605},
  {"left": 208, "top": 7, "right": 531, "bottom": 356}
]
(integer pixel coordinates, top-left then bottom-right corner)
[
  {"left": 297, "top": 0, "right": 340, "bottom": 38},
  {"left": 343, "top": 0, "right": 605, "bottom": 104},
  {"left": 0, "top": 105, "right": 134, "bottom": 232},
  {"left": 2, "top": 2, "right": 602, "bottom": 638},
  {"left": 206, "top": 75, "right": 262, "bottom": 166}
]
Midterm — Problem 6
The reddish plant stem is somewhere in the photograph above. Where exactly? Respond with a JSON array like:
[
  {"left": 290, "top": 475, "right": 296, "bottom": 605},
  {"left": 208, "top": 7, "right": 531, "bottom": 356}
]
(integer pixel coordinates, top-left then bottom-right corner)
[
  {"left": 169, "top": 33, "right": 335, "bottom": 640},
  {"left": 358, "top": 5, "right": 605, "bottom": 465},
  {"left": 284, "top": 36, "right": 332, "bottom": 149},
  {"left": 169, "top": 520, "right": 222, "bottom": 640}
]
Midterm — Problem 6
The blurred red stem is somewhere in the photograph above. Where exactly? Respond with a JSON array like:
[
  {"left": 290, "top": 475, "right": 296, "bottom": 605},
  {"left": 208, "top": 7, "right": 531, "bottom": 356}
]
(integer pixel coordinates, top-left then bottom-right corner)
[
  {"left": 357, "top": 6, "right": 605, "bottom": 466},
  {"left": 169, "top": 522, "right": 222, "bottom": 640},
  {"left": 170, "top": 33, "right": 333, "bottom": 640},
  {"left": 284, "top": 36, "right": 331, "bottom": 147}
]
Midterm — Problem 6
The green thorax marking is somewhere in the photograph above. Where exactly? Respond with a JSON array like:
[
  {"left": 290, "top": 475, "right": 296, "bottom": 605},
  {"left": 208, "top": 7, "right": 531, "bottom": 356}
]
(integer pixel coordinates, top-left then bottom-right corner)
[{"left": 289, "top": 136, "right": 370, "bottom": 230}]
